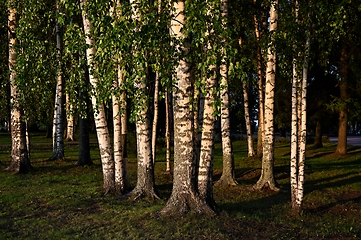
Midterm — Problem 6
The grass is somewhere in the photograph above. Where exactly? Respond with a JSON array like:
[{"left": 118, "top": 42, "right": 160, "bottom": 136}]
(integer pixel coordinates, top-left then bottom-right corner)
[{"left": 0, "top": 132, "right": 361, "bottom": 239}]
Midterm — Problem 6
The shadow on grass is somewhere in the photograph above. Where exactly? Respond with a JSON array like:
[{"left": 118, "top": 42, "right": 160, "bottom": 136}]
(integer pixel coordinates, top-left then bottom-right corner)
[
  {"left": 308, "top": 192, "right": 361, "bottom": 214},
  {"left": 305, "top": 172, "right": 361, "bottom": 194},
  {"left": 217, "top": 185, "right": 290, "bottom": 218}
]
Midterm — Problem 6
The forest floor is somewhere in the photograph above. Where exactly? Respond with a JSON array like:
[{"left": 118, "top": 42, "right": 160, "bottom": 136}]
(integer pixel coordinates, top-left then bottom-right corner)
[{"left": 0, "top": 132, "right": 361, "bottom": 239}]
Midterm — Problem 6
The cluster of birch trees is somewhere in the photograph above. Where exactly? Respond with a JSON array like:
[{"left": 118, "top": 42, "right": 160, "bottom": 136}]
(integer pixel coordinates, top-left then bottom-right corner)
[{"left": 1, "top": 0, "right": 361, "bottom": 215}]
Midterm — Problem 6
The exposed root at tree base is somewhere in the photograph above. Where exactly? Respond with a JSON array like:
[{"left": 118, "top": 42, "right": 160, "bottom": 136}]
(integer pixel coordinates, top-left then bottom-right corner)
[
  {"left": 121, "top": 188, "right": 160, "bottom": 201},
  {"left": 253, "top": 180, "right": 280, "bottom": 192},
  {"left": 160, "top": 191, "right": 216, "bottom": 217},
  {"left": 214, "top": 176, "right": 238, "bottom": 187}
]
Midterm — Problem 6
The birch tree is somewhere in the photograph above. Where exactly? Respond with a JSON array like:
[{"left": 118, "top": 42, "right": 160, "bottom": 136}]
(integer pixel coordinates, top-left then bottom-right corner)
[
  {"left": 80, "top": 0, "right": 115, "bottom": 194},
  {"left": 165, "top": 90, "right": 172, "bottom": 172},
  {"left": 50, "top": 0, "right": 65, "bottom": 161},
  {"left": 196, "top": 1, "right": 218, "bottom": 208},
  {"left": 152, "top": 72, "right": 160, "bottom": 165},
  {"left": 110, "top": 0, "right": 129, "bottom": 195},
  {"left": 254, "top": 0, "right": 279, "bottom": 191},
  {"left": 290, "top": 0, "right": 310, "bottom": 213},
  {"left": 6, "top": 2, "right": 32, "bottom": 173},
  {"left": 290, "top": 50, "right": 308, "bottom": 213},
  {"left": 161, "top": 0, "right": 214, "bottom": 215},
  {"left": 215, "top": 0, "right": 238, "bottom": 186},
  {"left": 125, "top": 0, "right": 159, "bottom": 200},
  {"left": 65, "top": 93, "right": 75, "bottom": 141},
  {"left": 242, "top": 79, "right": 255, "bottom": 157},
  {"left": 253, "top": 0, "right": 266, "bottom": 158}
]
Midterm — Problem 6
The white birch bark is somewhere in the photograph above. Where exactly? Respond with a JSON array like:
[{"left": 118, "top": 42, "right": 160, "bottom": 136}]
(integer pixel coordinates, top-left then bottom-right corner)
[
  {"left": 165, "top": 89, "right": 172, "bottom": 172},
  {"left": 290, "top": 55, "right": 299, "bottom": 207},
  {"left": 197, "top": 2, "right": 218, "bottom": 209},
  {"left": 242, "top": 81, "right": 255, "bottom": 157},
  {"left": 152, "top": 72, "right": 160, "bottom": 165},
  {"left": 50, "top": 2, "right": 64, "bottom": 161},
  {"left": 197, "top": 67, "right": 216, "bottom": 207},
  {"left": 161, "top": 0, "right": 214, "bottom": 215},
  {"left": 112, "top": 69, "right": 126, "bottom": 194},
  {"left": 297, "top": 52, "right": 307, "bottom": 210},
  {"left": 65, "top": 93, "right": 75, "bottom": 141},
  {"left": 290, "top": 1, "right": 308, "bottom": 212},
  {"left": 254, "top": 0, "right": 279, "bottom": 191},
  {"left": 151, "top": 0, "right": 162, "bottom": 166},
  {"left": 111, "top": 0, "right": 128, "bottom": 195},
  {"left": 253, "top": 1, "right": 265, "bottom": 157},
  {"left": 215, "top": 0, "right": 238, "bottom": 186},
  {"left": 291, "top": 0, "right": 301, "bottom": 202},
  {"left": 6, "top": 5, "right": 32, "bottom": 173},
  {"left": 81, "top": 0, "right": 115, "bottom": 193},
  {"left": 127, "top": 0, "right": 158, "bottom": 200}
]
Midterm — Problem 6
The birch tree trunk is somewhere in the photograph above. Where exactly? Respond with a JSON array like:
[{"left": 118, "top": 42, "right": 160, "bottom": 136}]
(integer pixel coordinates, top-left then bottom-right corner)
[
  {"left": 81, "top": 0, "right": 115, "bottom": 193},
  {"left": 152, "top": 72, "right": 160, "bottom": 165},
  {"left": 215, "top": 0, "right": 238, "bottom": 187},
  {"left": 296, "top": 56, "right": 307, "bottom": 211},
  {"left": 128, "top": 103, "right": 159, "bottom": 200},
  {"left": 290, "top": 2, "right": 308, "bottom": 213},
  {"left": 290, "top": 54, "right": 300, "bottom": 211},
  {"left": 6, "top": 4, "right": 32, "bottom": 173},
  {"left": 253, "top": 1, "right": 265, "bottom": 158},
  {"left": 161, "top": 0, "right": 214, "bottom": 215},
  {"left": 50, "top": 1, "right": 64, "bottom": 161},
  {"left": 290, "top": 43, "right": 308, "bottom": 213},
  {"left": 242, "top": 80, "right": 255, "bottom": 157},
  {"left": 165, "top": 89, "right": 172, "bottom": 172},
  {"left": 197, "top": 54, "right": 216, "bottom": 209},
  {"left": 197, "top": 1, "right": 220, "bottom": 209},
  {"left": 254, "top": 0, "right": 279, "bottom": 191},
  {"left": 112, "top": 69, "right": 128, "bottom": 195},
  {"left": 111, "top": 0, "right": 129, "bottom": 195},
  {"left": 126, "top": 0, "right": 159, "bottom": 200},
  {"left": 197, "top": 80, "right": 216, "bottom": 208},
  {"left": 65, "top": 93, "right": 75, "bottom": 141}
]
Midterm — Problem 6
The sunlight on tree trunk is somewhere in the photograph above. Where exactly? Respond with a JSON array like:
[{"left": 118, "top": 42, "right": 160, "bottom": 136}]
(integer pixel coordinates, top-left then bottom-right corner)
[
  {"left": 111, "top": 0, "right": 129, "bottom": 195},
  {"left": 254, "top": 0, "right": 279, "bottom": 191},
  {"left": 197, "top": 12, "right": 217, "bottom": 207},
  {"left": 65, "top": 93, "right": 74, "bottom": 141},
  {"left": 161, "top": 0, "right": 214, "bottom": 215},
  {"left": 242, "top": 80, "right": 255, "bottom": 157},
  {"left": 165, "top": 89, "right": 172, "bottom": 172},
  {"left": 215, "top": 0, "right": 238, "bottom": 187},
  {"left": 152, "top": 72, "right": 160, "bottom": 165},
  {"left": 81, "top": 0, "right": 115, "bottom": 194},
  {"left": 125, "top": 0, "right": 159, "bottom": 200},
  {"left": 6, "top": 4, "right": 32, "bottom": 173},
  {"left": 290, "top": 1, "right": 309, "bottom": 213}
]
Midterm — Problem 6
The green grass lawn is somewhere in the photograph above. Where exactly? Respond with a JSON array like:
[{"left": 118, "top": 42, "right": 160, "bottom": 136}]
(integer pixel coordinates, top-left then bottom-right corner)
[{"left": 0, "top": 132, "right": 360, "bottom": 239}]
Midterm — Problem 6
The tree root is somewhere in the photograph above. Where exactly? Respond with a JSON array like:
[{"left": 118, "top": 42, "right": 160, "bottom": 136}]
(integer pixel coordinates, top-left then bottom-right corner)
[
  {"left": 121, "top": 187, "right": 160, "bottom": 201},
  {"left": 253, "top": 180, "right": 280, "bottom": 192},
  {"left": 160, "top": 190, "right": 216, "bottom": 217}
]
